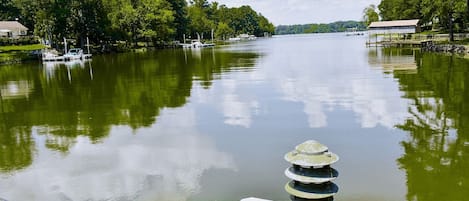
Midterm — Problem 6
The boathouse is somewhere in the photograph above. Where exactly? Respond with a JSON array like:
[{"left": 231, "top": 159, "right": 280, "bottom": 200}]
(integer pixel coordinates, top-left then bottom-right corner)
[
  {"left": 368, "top": 19, "right": 420, "bottom": 34},
  {"left": 0, "top": 21, "right": 28, "bottom": 38}
]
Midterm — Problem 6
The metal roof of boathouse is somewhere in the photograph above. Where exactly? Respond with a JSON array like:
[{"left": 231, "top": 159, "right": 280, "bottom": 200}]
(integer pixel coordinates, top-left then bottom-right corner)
[
  {"left": 368, "top": 19, "right": 419, "bottom": 29},
  {"left": 368, "top": 19, "right": 420, "bottom": 34}
]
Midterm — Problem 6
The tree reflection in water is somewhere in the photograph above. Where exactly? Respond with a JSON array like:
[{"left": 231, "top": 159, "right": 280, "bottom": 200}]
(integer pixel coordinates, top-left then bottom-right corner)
[
  {"left": 0, "top": 48, "right": 260, "bottom": 173},
  {"left": 391, "top": 50, "right": 469, "bottom": 201}
]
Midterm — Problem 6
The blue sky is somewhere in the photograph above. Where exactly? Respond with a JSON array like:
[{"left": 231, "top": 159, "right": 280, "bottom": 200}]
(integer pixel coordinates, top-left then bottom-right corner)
[{"left": 214, "top": 0, "right": 381, "bottom": 25}]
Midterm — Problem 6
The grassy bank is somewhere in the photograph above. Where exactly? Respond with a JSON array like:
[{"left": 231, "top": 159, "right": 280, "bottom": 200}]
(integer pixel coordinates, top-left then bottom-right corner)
[
  {"left": 0, "top": 44, "right": 45, "bottom": 65},
  {"left": 0, "top": 44, "right": 45, "bottom": 52}
]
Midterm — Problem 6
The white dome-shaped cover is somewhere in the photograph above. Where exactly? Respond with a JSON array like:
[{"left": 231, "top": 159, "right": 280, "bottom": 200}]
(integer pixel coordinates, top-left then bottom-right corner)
[
  {"left": 285, "top": 140, "right": 339, "bottom": 168},
  {"left": 295, "top": 140, "right": 328, "bottom": 154}
]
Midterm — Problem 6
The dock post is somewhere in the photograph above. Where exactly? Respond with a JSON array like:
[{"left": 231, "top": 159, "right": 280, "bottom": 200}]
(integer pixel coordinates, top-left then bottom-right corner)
[
  {"left": 64, "top": 37, "right": 67, "bottom": 55},
  {"left": 284, "top": 140, "right": 340, "bottom": 200},
  {"left": 86, "top": 37, "right": 90, "bottom": 54}
]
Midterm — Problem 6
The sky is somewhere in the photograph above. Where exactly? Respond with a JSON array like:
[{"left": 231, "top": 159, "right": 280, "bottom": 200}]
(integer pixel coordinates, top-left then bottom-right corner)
[{"left": 213, "top": 0, "right": 381, "bottom": 25}]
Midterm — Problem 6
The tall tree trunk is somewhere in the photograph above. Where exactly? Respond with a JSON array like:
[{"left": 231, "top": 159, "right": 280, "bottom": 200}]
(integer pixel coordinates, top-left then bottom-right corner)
[
  {"left": 449, "top": 12, "right": 454, "bottom": 42},
  {"left": 449, "top": 0, "right": 454, "bottom": 42}
]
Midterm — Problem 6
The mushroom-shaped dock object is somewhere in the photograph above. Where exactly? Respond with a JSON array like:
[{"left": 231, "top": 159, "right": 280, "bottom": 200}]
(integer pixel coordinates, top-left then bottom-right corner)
[
  {"left": 285, "top": 166, "right": 339, "bottom": 184},
  {"left": 285, "top": 181, "right": 339, "bottom": 200},
  {"left": 284, "top": 140, "right": 339, "bottom": 168}
]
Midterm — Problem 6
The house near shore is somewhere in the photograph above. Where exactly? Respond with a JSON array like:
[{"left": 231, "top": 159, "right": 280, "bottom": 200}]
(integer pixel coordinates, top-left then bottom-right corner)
[
  {"left": 368, "top": 19, "right": 420, "bottom": 34},
  {"left": 0, "top": 21, "right": 29, "bottom": 38}
]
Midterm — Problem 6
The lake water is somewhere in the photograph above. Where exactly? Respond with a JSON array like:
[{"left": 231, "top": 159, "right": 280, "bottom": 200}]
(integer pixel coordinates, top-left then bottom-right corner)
[{"left": 0, "top": 33, "right": 468, "bottom": 201}]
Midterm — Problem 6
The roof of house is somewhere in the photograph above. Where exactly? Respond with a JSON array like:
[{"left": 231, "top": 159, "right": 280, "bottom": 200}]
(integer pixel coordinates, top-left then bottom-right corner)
[
  {"left": 0, "top": 21, "right": 29, "bottom": 32},
  {"left": 369, "top": 19, "right": 419, "bottom": 28}
]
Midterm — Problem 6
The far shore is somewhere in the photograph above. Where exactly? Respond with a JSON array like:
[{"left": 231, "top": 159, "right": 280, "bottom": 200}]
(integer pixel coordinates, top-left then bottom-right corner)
[{"left": 1, "top": 33, "right": 468, "bottom": 65}]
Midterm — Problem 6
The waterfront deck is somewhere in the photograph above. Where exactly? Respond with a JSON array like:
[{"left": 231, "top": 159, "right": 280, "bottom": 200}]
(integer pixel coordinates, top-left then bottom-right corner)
[
  {"left": 366, "top": 40, "right": 428, "bottom": 48},
  {"left": 367, "top": 33, "right": 469, "bottom": 48}
]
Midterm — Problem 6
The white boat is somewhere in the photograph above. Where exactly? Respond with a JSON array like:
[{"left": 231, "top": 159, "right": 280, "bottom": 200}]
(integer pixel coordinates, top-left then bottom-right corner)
[
  {"left": 42, "top": 37, "right": 92, "bottom": 62},
  {"left": 42, "top": 49, "right": 65, "bottom": 62},
  {"left": 63, "top": 48, "right": 92, "bottom": 60},
  {"left": 42, "top": 48, "right": 91, "bottom": 62},
  {"left": 180, "top": 40, "right": 215, "bottom": 48},
  {"left": 63, "top": 48, "right": 83, "bottom": 60},
  {"left": 228, "top": 34, "right": 257, "bottom": 42},
  {"left": 228, "top": 37, "right": 241, "bottom": 42},
  {"left": 239, "top": 34, "right": 257, "bottom": 40}
]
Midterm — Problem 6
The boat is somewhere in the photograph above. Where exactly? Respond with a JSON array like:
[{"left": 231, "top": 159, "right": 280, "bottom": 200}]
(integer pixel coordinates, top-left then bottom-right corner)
[
  {"left": 42, "top": 48, "right": 91, "bottom": 62},
  {"left": 63, "top": 48, "right": 92, "bottom": 60},
  {"left": 228, "top": 34, "right": 257, "bottom": 42},
  {"left": 42, "top": 49, "right": 65, "bottom": 62},
  {"left": 42, "top": 37, "right": 92, "bottom": 62},
  {"left": 180, "top": 40, "right": 215, "bottom": 48},
  {"left": 228, "top": 37, "right": 241, "bottom": 42},
  {"left": 239, "top": 34, "right": 257, "bottom": 40}
]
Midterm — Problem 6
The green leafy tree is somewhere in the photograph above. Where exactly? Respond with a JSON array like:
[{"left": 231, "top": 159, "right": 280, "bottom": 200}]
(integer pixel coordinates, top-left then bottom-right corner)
[
  {"left": 168, "top": 0, "right": 188, "bottom": 41},
  {"left": 12, "top": 0, "right": 42, "bottom": 30},
  {"left": 257, "top": 14, "right": 275, "bottom": 35},
  {"left": 106, "top": 0, "right": 139, "bottom": 44},
  {"left": 378, "top": 0, "right": 467, "bottom": 35},
  {"left": 378, "top": 0, "right": 422, "bottom": 21},
  {"left": 33, "top": 1, "right": 54, "bottom": 39},
  {"left": 2, "top": 0, "right": 274, "bottom": 46},
  {"left": 69, "top": 0, "right": 109, "bottom": 45},
  {"left": 215, "top": 22, "right": 233, "bottom": 40},
  {"left": 50, "top": 0, "right": 73, "bottom": 43},
  {"left": 136, "top": 0, "right": 175, "bottom": 43},
  {"left": 363, "top": 4, "right": 379, "bottom": 26},
  {"left": 0, "top": 0, "right": 19, "bottom": 20},
  {"left": 187, "top": 1, "right": 214, "bottom": 39},
  {"left": 229, "top": 6, "right": 259, "bottom": 35},
  {"left": 277, "top": 21, "right": 367, "bottom": 35}
]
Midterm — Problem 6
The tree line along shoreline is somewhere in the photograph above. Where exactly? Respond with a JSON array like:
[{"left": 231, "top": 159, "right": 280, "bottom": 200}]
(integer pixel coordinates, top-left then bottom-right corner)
[
  {"left": 0, "top": 0, "right": 275, "bottom": 51},
  {"left": 275, "top": 21, "right": 368, "bottom": 35}
]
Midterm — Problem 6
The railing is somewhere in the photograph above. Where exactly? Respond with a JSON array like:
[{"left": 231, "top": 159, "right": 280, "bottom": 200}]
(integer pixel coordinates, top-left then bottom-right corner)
[{"left": 412, "top": 33, "right": 469, "bottom": 41}]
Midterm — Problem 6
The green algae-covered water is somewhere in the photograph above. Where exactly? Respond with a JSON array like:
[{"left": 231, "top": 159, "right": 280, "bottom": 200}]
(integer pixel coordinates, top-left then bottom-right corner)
[{"left": 1, "top": 34, "right": 468, "bottom": 201}]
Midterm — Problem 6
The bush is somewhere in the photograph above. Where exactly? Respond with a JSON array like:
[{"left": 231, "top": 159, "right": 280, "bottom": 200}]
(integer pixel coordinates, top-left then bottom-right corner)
[{"left": 0, "top": 36, "right": 40, "bottom": 46}]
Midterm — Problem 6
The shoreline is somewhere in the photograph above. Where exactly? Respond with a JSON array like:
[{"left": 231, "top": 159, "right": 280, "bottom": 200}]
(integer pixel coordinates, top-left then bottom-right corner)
[{"left": 421, "top": 42, "right": 468, "bottom": 56}]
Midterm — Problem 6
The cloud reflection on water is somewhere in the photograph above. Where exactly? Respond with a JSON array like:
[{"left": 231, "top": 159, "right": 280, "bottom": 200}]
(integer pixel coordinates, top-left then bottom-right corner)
[
  {"left": 191, "top": 38, "right": 412, "bottom": 129},
  {"left": 262, "top": 37, "right": 411, "bottom": 129},
  {"left": 0, "top": 108, "right": 235, "bottom": 201}
]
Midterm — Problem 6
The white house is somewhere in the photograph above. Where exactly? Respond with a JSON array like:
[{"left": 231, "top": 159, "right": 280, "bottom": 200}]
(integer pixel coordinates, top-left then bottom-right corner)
[{"left": 0, "top": 21, "right": 29, "bottom": 38}]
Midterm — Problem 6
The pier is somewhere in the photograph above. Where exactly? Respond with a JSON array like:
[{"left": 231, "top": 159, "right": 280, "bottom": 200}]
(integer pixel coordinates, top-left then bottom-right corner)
[{"left": 366, "top": 40, "right": 428, "bottom": 48}]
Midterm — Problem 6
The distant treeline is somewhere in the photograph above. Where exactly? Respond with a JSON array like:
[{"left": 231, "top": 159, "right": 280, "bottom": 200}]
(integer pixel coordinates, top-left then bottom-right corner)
[
  {"left": 0, "top": 0, "right": 275, "bottom": 48},
  {"left": 275, "top": 21, "right": 367, "bottom": 35}
]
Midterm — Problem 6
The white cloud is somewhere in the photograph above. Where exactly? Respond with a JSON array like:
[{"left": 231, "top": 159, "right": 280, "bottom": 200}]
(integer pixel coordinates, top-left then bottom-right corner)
[
  {"left": 214, "top": 0, "right": 381, "bottom": 25},
  {"left": 0, "top": 108, "right": 235, "bottom": 201},
  {"left": 192, "top": 76, "right": 261, "bottom": 128},
  {"left": 258, "top": 35, "right": 410, "bottom": 129}
]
